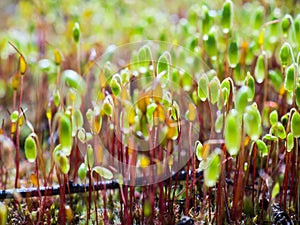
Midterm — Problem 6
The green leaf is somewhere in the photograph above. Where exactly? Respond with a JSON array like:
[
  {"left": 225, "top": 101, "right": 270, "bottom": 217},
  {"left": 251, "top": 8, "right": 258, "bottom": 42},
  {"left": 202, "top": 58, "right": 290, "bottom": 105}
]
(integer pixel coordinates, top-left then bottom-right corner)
[
  {"left": 271, "top": 182, "right": 280, "bottom": 199},
  {"left": 291, "top": 111, "right": 300, "bottom": 138},
  {"left": 235, "top": 86, "right": 249, "bottom": 114},
  {"left": 254, "top": 53, "right": 265, "bottom": 84},
  {"left": 256, "top": 140, "right": 268, "bottom": 157},
  {"left": 209, "top": 76, "right": 220, "bottom": 104},
  {"left": 221, "top": 0, "right": 233, "bottom": 34},
  {"left": 198, "top": 74, "right": 209, "bottom": 101},
  {"left": 59, "top": 114, "right": 72, "bottom": 155},
  {"left": 204, "top": 152, "right": 220, "bottom": 187},
  {"left": 224, "top": 109, "right": 241, "bottom": 156},
  {"left": 24, "top": 135, "right": 37, "bottom": 163},
  {"left": 287, "top": 132, "right": 294, "bottom": 152},
  {"left": 269, "top": 110, "right": 278, "bottom": 126},
  {"left": 244, "top": 104, "right": 262, "bottom": 141},
  {"left": 284, "top": 64, "right": 295, "bottom": 92},
  {"left": 93, "top": 166, "right": 113, "bottom": 179}
]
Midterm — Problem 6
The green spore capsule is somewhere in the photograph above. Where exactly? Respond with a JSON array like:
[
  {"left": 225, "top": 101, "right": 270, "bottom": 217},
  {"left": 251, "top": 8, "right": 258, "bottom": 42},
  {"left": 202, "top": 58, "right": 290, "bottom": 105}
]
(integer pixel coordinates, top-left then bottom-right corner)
[
  {"left": 280, "top": 43, "right": 290, "bottom": 67},
  {"left": 73, "top": 22, "right": 80, "bottom": 43},
  {"left": 224, "top": 109, "right": 241, "bottom": 156},
  {"left": 228, "top": 41, "right": 239, "bottom": 68},
  {"left": 221, "top": 0, "right": 233, "bottom": 34},
  {"left": 254, "top": 53, "right": 265, "bottom": 84},
  {"left": 244, "top": 104, "right": 262, "bottom": 141},
  {"left": 198, "top": 74, "right": 209, "bottom": 101},
  {"left": 284, "top": 64, "right": 295, "bottom": 92},
  {"left": 24, "top": 135, "right": 37, "bottom": 163},
  {"left": 291, "top": 111, "right": 300, "bottom": 137},
  {"left": 59, "top": 114, "right": 73, "bottom": 155}
]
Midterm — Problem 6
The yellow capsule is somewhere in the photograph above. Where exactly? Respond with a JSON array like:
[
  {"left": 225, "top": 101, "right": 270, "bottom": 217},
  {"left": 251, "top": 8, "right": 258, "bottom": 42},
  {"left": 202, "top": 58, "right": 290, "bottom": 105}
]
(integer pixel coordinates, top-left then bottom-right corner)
[
  {"left": 167, "top": 126, "right": 177, "bottom": 140},
  {"left": 46, "top": 107, "right": 52, "bottom": 121},
  {"left": 139, "top": 155, "right": 150, "bottom": 168},
  {"left": 69, "top": 90, "right": 76, "bottom": 102},
  {"left": 137, "top": 94, "right": 149, "bottom": 114},
  {"left": 65, "top": 205, "right": 73, "bottom": 222},
  {"left": 54, "top": 49, "right": 62, "bottom": 66},
  {"left": 153, "top": 84, "right": 162, "bottom": 103},
  {"left": 128, "top": 107, "right": 136, "bottom": 126},
  {"left": 19, "top": 56, "right": 27, "bottom": 75},
  {"left": 11, "top": 122, "right": 17, "bottom": 134},
  {"left": 202, "top": 144, "right": 210, "bottom": 161},
  {"left": 12, "top": 72, "right": 19, "bottom": 90},
  {"left": 91, "top": 114, "right": 102, "bottom": 134},
  {"left": 18, "top": 115, "right": 24, "bottom": 126},
  {"left": 188, "top": 103, "right": 197, "bottom": 122},
  {"left": 99, "top": 70, "right": 106, "bottom": 89},
  {"left": 154, "top": 104, "right": 165, "bottom": 125},
  {"left": 121, "top": 88, "right": 130, "bottom": 101},
  {"left": 244, "top": 136, "right": 251, "bottom": 146},
  {"left": 168, "top": 155, "right": 173, "bottom": 169},
  {"left": 279, "top": 84, "right": 286, "bottom": 96},
  {"left": 156, "top": 160, "right": 163, "bottom": 176},
  {"left": 253, "top": 215, "right": 258, "bottom": 223},
  {"left": 30, "top": 174, "right": 39, "bottom": 187},
  {"left": 258, "top": 28, "right": 265, "bottom": 47},
  {"left": 96, "top": 145, "right": 103, "bottom": 164}
]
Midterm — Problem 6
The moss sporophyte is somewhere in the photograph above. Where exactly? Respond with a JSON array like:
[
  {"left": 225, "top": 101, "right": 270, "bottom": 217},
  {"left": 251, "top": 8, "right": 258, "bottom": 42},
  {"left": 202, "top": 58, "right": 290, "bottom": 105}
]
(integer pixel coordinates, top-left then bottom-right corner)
[{"left": 0, "top": 1, "right": 300, "bottom": 224}]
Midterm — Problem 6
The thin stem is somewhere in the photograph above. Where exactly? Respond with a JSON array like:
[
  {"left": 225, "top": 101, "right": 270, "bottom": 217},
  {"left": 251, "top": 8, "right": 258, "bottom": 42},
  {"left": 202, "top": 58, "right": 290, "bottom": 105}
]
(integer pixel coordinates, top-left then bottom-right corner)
[{"left": 14, "top": 75, "right": 24, "bottom": 188}]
